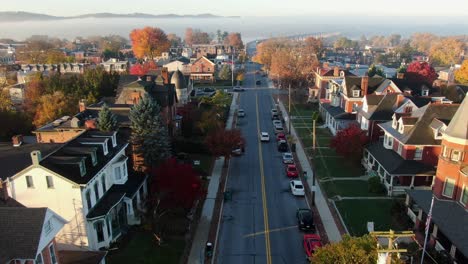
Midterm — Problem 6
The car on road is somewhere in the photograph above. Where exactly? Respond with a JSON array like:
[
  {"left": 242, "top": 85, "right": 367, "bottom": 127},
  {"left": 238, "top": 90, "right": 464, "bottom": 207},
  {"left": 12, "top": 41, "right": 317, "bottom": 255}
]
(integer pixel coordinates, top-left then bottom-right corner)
[
  {"left": 274, "top": 124, "right": 284, "bottom": 134},
  {"left": 296, "top": 209, "right": 315, "bottom": 231},
  {"left": 260, "top": 132, "right": 270, "bottom": 142},
  {"left": 273, "top": 120, "right": 282, "bottom": 127},
  {"left": 256, "top": 80, "right": 261, "bottom": 85},
  {"left": 277, "top": 140, "right": 288, "bottom": 152},
  {"left": 271, "top": 109, "right": 278, "bottom": 116},
  {"left": 237, "top": 109, "right": 245, "bottom": 117},
  {"left": 290, "top": 180, "right": 305, "bottom": 196},
  {"left": 276, "top": 132, "right": 286, "bottom": 141},
  {"left": 303, "top": 234, "right": 322, "bottom": 260},
  {"left": 233, "top": 86, "right": 245, "bottom": 92},
  {"left": 282, "top": 152, "right": 294, "bottom": 164},
  {"left": 286, "top": 164, "right": 299, "bottom": 178}
]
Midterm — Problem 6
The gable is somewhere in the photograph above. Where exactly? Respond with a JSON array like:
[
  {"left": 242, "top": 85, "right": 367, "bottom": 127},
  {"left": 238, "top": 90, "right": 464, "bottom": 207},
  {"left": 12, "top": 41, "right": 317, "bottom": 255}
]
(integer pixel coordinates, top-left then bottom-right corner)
[{"left": 37, "top": 209, "right": 67, "bottom": 256}]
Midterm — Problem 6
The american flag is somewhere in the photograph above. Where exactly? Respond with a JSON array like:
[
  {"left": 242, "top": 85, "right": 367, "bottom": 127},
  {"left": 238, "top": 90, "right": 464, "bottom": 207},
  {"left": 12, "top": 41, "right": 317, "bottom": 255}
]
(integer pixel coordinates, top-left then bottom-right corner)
[{"left": 425, "top": 196, "right": 435, "bottom": 233}]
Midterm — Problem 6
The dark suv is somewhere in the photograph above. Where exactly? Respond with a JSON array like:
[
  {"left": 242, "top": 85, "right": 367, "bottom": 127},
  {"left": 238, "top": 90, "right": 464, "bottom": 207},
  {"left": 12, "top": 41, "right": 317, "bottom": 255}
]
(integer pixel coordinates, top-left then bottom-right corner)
[
  {"left": 277, "top": 140, "right": 288, "bottom": 152},
  {"left": 296, "top": 209, "right": 315, "bottom": 231}
]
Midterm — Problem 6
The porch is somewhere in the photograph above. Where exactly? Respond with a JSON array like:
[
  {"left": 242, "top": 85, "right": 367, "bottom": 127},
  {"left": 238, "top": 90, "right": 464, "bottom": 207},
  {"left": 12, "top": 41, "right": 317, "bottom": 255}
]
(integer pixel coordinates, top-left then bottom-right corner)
[{"left": 319, "top": 102, "right": 357, "bottom": 136}]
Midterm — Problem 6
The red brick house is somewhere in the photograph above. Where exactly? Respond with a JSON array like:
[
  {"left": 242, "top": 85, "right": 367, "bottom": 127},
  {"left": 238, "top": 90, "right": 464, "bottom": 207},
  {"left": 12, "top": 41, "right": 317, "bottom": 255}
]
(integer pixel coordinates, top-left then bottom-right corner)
[
  {"left": 311, "top": 66, "right": 354, "bottom": 102},
  {"left": 405, "top": 94, "right": 468, "bottom": 263},
  {"left": 190, "top": 56, "right": 216, "bottom": 83}
]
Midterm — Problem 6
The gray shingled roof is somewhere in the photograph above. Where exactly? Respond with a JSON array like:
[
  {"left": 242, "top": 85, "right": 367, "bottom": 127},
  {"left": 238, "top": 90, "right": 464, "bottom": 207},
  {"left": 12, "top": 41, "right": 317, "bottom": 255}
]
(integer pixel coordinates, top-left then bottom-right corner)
[
  {"left": 344, "top": 76, "right": 386, "bottom": 97},
  {"left": 322, "top": 103, "right": 356, "bottom": 120},
  {"left": 0, "top": 207, "right": 47, "bottom": 263},
  {"left": 406, "top": 190, "right": 468, "bottom": 258},
  {"left": 444, "top": 95, "right": 468, "bottom": 140}
]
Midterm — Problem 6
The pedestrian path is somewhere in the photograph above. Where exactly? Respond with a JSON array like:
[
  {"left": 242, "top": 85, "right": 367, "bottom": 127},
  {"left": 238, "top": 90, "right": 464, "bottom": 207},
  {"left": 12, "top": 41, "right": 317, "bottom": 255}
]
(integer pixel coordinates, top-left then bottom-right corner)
[
  {"left": 277, "top": 100, "right": 343, "bottom": 243},
  {"left": 320, "top": 175, "right": 371, "bottom": 182}
]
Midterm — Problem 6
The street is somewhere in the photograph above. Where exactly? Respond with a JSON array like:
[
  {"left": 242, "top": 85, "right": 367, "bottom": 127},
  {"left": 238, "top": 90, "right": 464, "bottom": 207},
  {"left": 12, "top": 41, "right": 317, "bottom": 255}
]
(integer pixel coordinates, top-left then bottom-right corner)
[{"left": 216, "top": 45, "right": 312, "bottom": 264}]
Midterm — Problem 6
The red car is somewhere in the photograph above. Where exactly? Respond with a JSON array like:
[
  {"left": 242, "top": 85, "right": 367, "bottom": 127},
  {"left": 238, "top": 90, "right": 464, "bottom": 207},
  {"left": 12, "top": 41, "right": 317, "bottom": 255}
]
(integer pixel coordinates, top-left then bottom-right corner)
[
  {"left": 286, "top": 164, "right": 298, "bottom": 178},
  {"left": 276, "top": 132, "right": 286, "bottom": 141},
  {"left": 303, "top": 234, "right": 322, "bottom": 260}
]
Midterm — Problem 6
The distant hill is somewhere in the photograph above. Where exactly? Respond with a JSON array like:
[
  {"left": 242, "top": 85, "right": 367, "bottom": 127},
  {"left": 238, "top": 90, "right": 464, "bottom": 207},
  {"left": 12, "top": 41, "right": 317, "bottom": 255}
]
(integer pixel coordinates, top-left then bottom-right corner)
[{"left": 0, "top": 11, "right": 238, "bottom": 22}]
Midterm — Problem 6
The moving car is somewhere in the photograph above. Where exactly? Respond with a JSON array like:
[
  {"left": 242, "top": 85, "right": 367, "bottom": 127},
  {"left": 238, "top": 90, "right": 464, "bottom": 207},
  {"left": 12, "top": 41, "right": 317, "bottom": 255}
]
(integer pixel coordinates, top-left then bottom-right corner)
[
  {"left": 277, "top": 140, "right": 288, "bottom": 152},
  {"left": 260, "top": 132, "right": 270, "bottom": 142},
  {"left": 233, "top": 86, "right": 245, "bottom": 92},
  {"left": 276, "top": 133, "right": 286, "bottom": 141},
  {"left": 303, "top": 234, "right": 322, "bottom": 260},
  {"left": 237, "top": 109, "right": 245, "bottom": 117},
  {"left": 286, "top": 164, "right": 299, "bottom": 178},
  {"left": 282, "top": 152, "right": 294, "bottom": 164},
  {"left": 296, "top": 209, "right": 315, "bottom": 231},
  {"left": 290, "top": 180, "right": 305, "bottom": 196}
]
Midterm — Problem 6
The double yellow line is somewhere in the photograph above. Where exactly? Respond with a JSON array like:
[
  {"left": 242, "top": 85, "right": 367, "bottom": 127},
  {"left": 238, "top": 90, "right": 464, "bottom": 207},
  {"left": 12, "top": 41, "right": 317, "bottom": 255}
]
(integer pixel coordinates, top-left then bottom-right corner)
[{"left": 255, "top": 94, "right": 272, "bottom": 264}]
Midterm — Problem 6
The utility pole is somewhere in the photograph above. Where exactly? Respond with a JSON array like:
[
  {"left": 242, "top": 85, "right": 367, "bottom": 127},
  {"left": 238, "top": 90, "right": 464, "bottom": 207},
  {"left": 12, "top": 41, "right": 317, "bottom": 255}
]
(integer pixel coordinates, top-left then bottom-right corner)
[
  {"left": 370, "top": 230, "right": 414, "bottom": 264},
  {"left": 288, "top": 83, "right": 291, "bottom": 134},
  {"left": 311, "top": 111, "right": 319, "bottom": 206}
]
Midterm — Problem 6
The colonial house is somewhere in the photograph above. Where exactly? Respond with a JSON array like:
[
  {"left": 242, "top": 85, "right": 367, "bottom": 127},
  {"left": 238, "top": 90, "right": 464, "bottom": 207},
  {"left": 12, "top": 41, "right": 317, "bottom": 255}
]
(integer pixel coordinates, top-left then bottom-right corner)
[
  {"left": 190, "top": 56, "right": 216, "bottom": 83},
  {"left": 99, "top": 59, "right": 129, "bottom": 73},
  {"left": 405, "top": 94, "right": 468, "bottom": 263},
  {"left": 163, "top": 57, "right": 191, "bottom": 75},
  {"left": 192, "top": 44, "right": 234, "bottom": 58},
  {"left": 20, "top": 63, "right": 91, "bottom": 74},
  {"left": 312, "top": 66, "right": 354, "bottom": 102},
  {"left": 3, "top": 130, "right": 148, "bottom": 251},
  {"left": 362, "top": 103, "right": 459, "bottom": 196}
]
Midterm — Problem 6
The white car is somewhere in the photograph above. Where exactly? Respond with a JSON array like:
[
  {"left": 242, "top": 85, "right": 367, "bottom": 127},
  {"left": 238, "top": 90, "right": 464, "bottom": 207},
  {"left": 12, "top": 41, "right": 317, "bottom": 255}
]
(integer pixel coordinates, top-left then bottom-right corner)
[
  {"left": 233, "top": 86, "right": 245, "bottom": 92},
  {"left": 238, "top": 109, "right": 245, "bottom": 117},
  {"left": 260, "top": 132, "right": 270, "bottom": 142},
  {"left": 290, "top": 180, "right": 305, "bottom": 196},
  {"left": 274, "top": 124, "right": 284, "bottom": 134},
  {"left": 282, "top": 152, "right": 294, "bottom": 164}
]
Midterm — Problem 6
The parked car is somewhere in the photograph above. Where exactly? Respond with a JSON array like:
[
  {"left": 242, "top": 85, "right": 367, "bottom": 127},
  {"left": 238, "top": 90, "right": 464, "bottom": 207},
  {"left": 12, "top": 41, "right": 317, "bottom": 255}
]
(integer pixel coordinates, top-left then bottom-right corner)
[
  {"left": 233, "top": 86, "right": 245, "bottom": 92},
  {"left": 282, "top": 152, "right": 294, "bottom": 164},
  {"left": 271, "top": 109, "right": 278, "bottom": 116},
  {"left": 296, "top": 209, "right": 315, "bottom": 231},
  {"left": 274, "top": 124, "right": 284, "bottom": 134},
  {"left": 286, "top": 164, "right": 299, "bottom": 178},
  {"left": 238, "top": 109, "right": 245, "bottom": 117},
  {"left": 256, "top": 80, "right": 261, "bottom": 85},
  {"left": 273, "top": 120, "right": 282, "bottom": 127},
  {"left": 303, "top": 234, "right": 322, "bottom": 260},
  {"left": 290, "top": 180, "right": 305, "bottom": 196},
  {"left": 276, "top": 133, "right": 286, "bottom": 141},
  {"left": 260, "top": 132, "right": 270, "bottom": 142},
  {"left": 232, "top": 147, "right": 242, "bottom": 156},
  {"left": 277, "top": 140, "right": 288, "bottom": 152}
]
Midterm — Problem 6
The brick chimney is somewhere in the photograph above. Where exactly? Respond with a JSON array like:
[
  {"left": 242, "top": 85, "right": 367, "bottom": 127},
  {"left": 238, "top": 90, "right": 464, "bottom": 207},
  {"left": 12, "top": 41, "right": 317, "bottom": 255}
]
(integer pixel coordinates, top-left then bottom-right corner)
[
  {"left": 79, "top": 99, "right": 87, "bottom": 112},
  {"left": 85, "top": 119, "right": 97, "bottom": 130},
  {"left": 333, "top": 66, "right": 339, "bottom": 77},
  {"left": 161, "top": 67, "right": 169, "bottom": 84},
  {"left": 361, "top": 76, "right": 369, "bottom": 96},
  {"left": 0, "top": 180, "right": 9, "bottom": 201},
  {"left": 397, "top": 73, "right": 405, "bottom": 79},
  {"left": 12, "top": 134, "right": 23, "bottom": 147},
  {"left": 31, "top": 150, "right": 42, "bottom": 165},
  {"left": 396, "top": 94, "right": 405, "bottom": 106}
]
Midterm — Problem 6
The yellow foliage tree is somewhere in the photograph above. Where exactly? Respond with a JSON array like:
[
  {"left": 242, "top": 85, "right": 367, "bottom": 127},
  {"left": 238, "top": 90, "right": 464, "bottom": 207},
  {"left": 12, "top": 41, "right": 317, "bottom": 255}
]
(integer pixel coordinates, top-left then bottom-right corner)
[
  {"left": 429, "top": 38, "right": 465, "bottom": 66},
  {"left": 33, "top": 91, "right": 76, "bottom": 127},
  {"left": 312, "top": 235, "right": 377, "bottom": 264},
  {"left": 455, "top": 60, "right": 468, "bottom": 84}
]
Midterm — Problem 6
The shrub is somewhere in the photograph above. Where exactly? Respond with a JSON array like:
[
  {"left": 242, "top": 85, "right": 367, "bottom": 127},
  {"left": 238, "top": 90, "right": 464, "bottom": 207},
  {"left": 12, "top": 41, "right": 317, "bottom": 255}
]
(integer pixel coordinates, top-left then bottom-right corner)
[{"left": 368, "top": 176, "right": 386, "bottom": 194}]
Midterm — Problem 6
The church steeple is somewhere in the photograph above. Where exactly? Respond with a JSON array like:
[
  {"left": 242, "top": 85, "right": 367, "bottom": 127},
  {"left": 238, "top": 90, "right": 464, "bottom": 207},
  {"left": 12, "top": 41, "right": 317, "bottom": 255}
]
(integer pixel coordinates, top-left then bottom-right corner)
[{"left": 444, "top": 94, "right": 468, "bottom": 145}]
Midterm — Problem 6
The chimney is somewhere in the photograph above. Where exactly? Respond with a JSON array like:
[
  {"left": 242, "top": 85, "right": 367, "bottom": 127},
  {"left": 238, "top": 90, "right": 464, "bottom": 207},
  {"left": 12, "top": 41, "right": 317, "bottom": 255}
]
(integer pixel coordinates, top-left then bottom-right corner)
[
  {"left": 333, "top": 66, "right": 339, "bottom": 77},
  {"left": 85, "top": 119, "right": 97, "bottom": 130},
  {"left": 79, "top": 99, "right": 87, "bottom": 112},
  {"left": 397, "top": 73, "right": 404, "bottom": 79},
  {"left": 12, "top": 135, "right": 23, "bottom": 147},
  {"left": 323, "top": 62, "right": 329, "bottom": 69},
  {"left": 130, "top": 91, "right": 141, "bottom": 105},
  {"left": 161, "top": 67, "right": 169, "bottom": 84},
  {"left": 403, "top": 89, "right": 412, "bottom": 96},
  {"left": 0, "top": 179, "right": 9, "bottom": 202},
  {"left": 31, "top": 150, "right": 42, "bottom": 165},
  {"left": 396, "top": 94, "right": 405, "bottom": 106},
  {"left": 361, "top": 76, "right": 369, "bottom": 96}
]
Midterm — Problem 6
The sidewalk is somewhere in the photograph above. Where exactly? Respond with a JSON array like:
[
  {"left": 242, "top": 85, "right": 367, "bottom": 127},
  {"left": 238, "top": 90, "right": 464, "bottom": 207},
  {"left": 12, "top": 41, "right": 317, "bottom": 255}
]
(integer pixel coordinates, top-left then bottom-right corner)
[
  {"left": 277, "top": 100, "right": 343, "bottom": 243},
  {"left": 187, "top": 93, "right": 238, "bottom": 264}
]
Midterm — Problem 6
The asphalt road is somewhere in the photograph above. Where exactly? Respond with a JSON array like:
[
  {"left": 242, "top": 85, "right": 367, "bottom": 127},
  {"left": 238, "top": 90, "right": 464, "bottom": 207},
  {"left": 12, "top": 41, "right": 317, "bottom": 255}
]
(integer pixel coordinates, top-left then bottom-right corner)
[{"left": 216, "top": 47, "right": 311, "bottom": 264}]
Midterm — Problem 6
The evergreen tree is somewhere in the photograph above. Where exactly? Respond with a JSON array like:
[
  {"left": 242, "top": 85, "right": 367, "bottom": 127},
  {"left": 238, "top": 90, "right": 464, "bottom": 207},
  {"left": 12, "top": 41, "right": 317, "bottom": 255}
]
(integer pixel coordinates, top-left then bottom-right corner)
[
  {"left": 368, "top": 64, "right": 385, "bottom": 77},
  {"left": 129, "top": 96, "right": 171, "bottom": 170},
  {"left": 218, "top": 65, "right": 231, "bottom": 80},
  {"left": 97, "top": 103, "right": 118, "bottom": 132}
]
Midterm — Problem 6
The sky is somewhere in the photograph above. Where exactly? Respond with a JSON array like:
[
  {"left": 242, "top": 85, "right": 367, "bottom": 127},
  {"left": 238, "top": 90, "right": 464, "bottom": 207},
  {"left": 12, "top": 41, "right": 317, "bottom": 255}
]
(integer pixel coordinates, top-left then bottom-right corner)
[{"left": 2, "top": 0, "right": 468, "bottom": 17}]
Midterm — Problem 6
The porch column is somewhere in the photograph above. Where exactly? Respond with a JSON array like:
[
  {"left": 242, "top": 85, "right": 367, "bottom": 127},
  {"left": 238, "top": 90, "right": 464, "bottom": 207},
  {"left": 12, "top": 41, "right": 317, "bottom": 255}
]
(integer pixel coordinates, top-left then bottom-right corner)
[
  {"left": 415, "top": 209, "right": 423, "bottom": 229},
  {"left": 450, "top": 244, "right": 457, "bottom": 259},
  {"left": 410, "top": 176, "right": 415, "bottom": 188},
  {"left": 405, "top": 194, "right": 410, "bottom": 206},
  {"left": 429, "top": 224, "right": 438, "bottom": 247}
]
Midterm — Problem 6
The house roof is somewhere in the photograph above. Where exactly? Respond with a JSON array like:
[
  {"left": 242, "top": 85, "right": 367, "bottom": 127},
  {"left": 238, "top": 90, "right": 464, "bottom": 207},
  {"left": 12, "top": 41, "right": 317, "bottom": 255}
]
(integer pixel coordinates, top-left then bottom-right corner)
[
  {"left": 389, "top": 78, "right": 431, "bottom": 95},
  {"left": 379, "top": 104, "right": 459, "bottom": 145},
  {"left": 366, "top": 140, "right": 436, "bottom": 175},
  {"left": 115, "top": 75, "right": 176, "bottom": 108},
  {"left": 361, "top": 93, "right": 402, "bottom": 121},
  {"left": 318, "top": 68, "right": 355, "bottom": 77},
  {"left": 406, "top": 190, "right": 468, "bottom": 258},
  {"left": 0, "top": 142, "right": 62, "bottom": 181},
  {"left": 0, "top": 207, "right": 47, "bottom": 263},
  {"left": 59, "top": 250, "right": 107, "bottom": 264},
  {"left": 344, "top": 76, "right": 386, "bottom": 97},
  {"left": 321, "top": 103, "right": 356, "bottom": 120},
  {"left": 444, "top": 94, "right": 468, "bottom": 140},
  {"left": 192, "top": 56, "right": 215, "bottom": 66}
]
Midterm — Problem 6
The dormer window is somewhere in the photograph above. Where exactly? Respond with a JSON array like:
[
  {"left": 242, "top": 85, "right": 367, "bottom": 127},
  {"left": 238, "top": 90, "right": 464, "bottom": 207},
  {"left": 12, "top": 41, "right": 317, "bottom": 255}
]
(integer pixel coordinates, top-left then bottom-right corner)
[
  {"left": 434, "top": 128, "right": 444, "bottom": 139},
  {"left": 91, "top": 151, "right": 97, "bottom": 166},
  {"left": 414, "top": 147, "right": 423, "bottom": 160},
  {"left": 79, "top": 160, "right": 86, "bottom": 176},
  {"left": 421, "top": 89, "right": 429, "bottom": 96},
  {"left": 451, "top": 150, "right": 463, "bottom": 162},
  {"left": 111, "top": 134, "right": 117, "bottom": 147},
  {"left": 353, "top": 90, "right": 360, "bottom": 97},
  {"left": 103, "top": 143, "right": 108, "bottom": 155},
  {"left": 392, "top": 116, "right": 398, "bottom": 129},
  {"left": 398, "top": 122, "right": 404, "bottom": 134},
  {"left": 442, "top": 146, "right": 450, "bottom": 158}
]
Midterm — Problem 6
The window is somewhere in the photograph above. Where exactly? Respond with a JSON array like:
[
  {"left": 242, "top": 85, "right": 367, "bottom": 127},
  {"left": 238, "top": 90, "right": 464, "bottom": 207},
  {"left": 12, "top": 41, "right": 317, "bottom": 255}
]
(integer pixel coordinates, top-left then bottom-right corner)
[
  {"left": 86, "top": 191, "right": 92, "bottom": 210},
  {"left": 421, "top": 89, "right": 429, "bottom": 96},
  {"left": 123, "top": 162, "right": 127, "bottom": 177},
  {"left": 35, "top": 253, "right": 43, "bottom": 264},
  {"left": 26, "top": 175, "right": 34, "bottom": 188},
  {"left": 95, "top": 221, "right": 105, "bottom": 242},
  {"left": 384, "top": 134, "right": 393, "bottom": 149},
  {"left": 398, "top": 143, "right": 403, "bottom": 155},
  {"left": 442, "top": 146, "right": 449, "bottom": 158},
  {"left": 49, "top": 244, "right": 57, "bottom": 264},
  {"left": 44, "top": 220, "right": 53, "bottom": 235},
  {"left": 451, "top": 150, "right": 462, "bottom": 162},
  {"left": 115, "top": 166, "right": 122, "bottom": 180},
  {"left": 46, "top": 176, "right": 54, "bottom": 188},
  {"left": 392, "top": 117, "right": 398, "bottom": 129},
  {"left": 91, "top": 151, "right": 97, "bottom": 166},
  {"left": 352, "top": 90, "right": 360, "bottom": 97},
  {"left": 103, "top": 143, "right": 108, "bottom": 155},
  {"left": 94, "top": 183, "right": 99, "bottom": 201},
  {"left": 207, "top": 68, "right": 211, "bottom": 72},
  {"left": 442, "top": 179, "right": 455, "bottom": 198},
  {"left": 79, "top": 161, "right": 86, "bottom": 176},
  {"left": 461, "top": 186, "right": 468, "bottom": 206},
  {"left": 101, "top": 174, "right": 106, "bottom": 194},
  {"left": 398, "top": 122, "right": 404, "bottom": 133},
  {"left": 414, "top": 147, "right": 423, "bottom": 160}
]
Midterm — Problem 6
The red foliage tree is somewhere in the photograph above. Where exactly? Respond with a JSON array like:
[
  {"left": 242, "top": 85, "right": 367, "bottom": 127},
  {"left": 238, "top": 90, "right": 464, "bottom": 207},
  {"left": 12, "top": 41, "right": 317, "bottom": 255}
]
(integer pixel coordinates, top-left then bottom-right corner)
[
  {"left": 205, "top": 128, "right": 243, "bottom": 162},
  {"left": 330, "top": 124, "right": 369, "bottom": 162},
  {"left": 151, "top": 158, "right": 203, "bottom": 210},
  {"left": 405, "top": 61, "right": 438, "bottom": 85},
  {"left": 129, "top": 61, "right": 158, "bottom": 76}
]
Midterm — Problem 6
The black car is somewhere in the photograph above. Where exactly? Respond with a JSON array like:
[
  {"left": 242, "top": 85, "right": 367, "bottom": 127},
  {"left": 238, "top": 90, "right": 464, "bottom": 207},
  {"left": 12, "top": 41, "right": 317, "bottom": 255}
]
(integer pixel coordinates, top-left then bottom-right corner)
[
  {"left": 277, "top": 140, "right": 288, "bottom": 152},
  {"left": 296, "top": 209, "right": 315, "bottom": 231},
  {"left": 256, "top": 80, "right": 261, "bottom": 85}
]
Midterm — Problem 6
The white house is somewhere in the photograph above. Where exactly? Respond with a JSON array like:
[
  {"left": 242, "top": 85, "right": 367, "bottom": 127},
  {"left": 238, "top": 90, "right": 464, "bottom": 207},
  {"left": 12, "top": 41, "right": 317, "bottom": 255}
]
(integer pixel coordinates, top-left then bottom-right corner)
[{"left": 4, "top": 130, "right": 148, "bottom": 251}]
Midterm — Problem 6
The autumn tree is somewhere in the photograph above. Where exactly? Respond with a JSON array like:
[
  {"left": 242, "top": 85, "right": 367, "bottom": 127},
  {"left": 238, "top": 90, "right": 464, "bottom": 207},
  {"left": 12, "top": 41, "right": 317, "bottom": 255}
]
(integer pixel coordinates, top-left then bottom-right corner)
[
  {"left": 185, "top": 27, "right": 193, "bottom": 46},
  {"left": 312, "top": 235, "right": 377, "bottom": 264},
  {"left": 406, "top": 61, "right": 438, "bottom": 85},
  {"left": 129, "top": 61, "right": 158, "bottom": 76},
  {"left": 368, "top": 64, "right": 385, "bottom": 77},
  {"left": 192, "top": 29, "right": 211, "bottom": 44},
  {"left": 217, "top": 64, "right": 231, "bottom": 80},
  {"left": 410, "top": 33, "right": 438, "bottom": 53},
  {"left": 429, "top": 37, "right": 465, "bottom": 66},
  {"left": 205, "top": 128, "right": 243, "bottom": 166},
  {"left": 33, "top": 91, "right": 76, "bottom": 127},
  {"left": 24, "top": 73, "right": 46, "bottom": 115},
  {"left": 225, "top": 32, "right": 244, "bottom": 50},
  {"left": 455, "top": 59, "right": 468, "bottom": 84},
  {"left": 97, "top": 103, "right": 118, "bottom": 132},
  {"left": 0, "top": 90, "right": 13, "bottom": 112},
  {"left": 197, "top": 109, "right": 223, "bottom": 134},
  {"left": 130, "top": 27, "right": 170, "bottom": 60},
  {"left": 304, "top": 37, "right": 323, "bottom": 57},
  {"left": 333, "top": 37, "right": 358, "bottom": 50},
  {"left": 167, "top": 33, "right": 181, "bottom": 47},
  {"left": 330, "top": 124, "right": 369, "bottom": 162}
]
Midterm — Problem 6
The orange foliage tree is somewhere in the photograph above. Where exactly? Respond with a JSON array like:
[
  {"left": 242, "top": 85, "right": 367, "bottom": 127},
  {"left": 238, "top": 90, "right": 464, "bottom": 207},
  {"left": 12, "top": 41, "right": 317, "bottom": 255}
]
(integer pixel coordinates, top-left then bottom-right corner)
[
  {"left": 185, "top": 27, "right": 193, "bottom": 46},
  {"left": 225, "top": 32, "right": 244, "bottom": 50},
  {"left": 130, "top": 27, "right": 170, "bottom": 60},
  {"left": 33, "top": 91, "right": 76, "bottom": 127}
]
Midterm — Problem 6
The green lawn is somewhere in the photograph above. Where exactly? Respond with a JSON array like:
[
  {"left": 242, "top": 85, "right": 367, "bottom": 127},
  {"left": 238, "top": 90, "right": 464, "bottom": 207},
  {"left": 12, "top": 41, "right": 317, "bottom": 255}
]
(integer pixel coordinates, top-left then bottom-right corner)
[
  {"left": 107, "top": 231, "right": 185, "bottom": 264},
  {"left": 190, "top": 154, "right": 215, "bottom": 176},
  {"left": 314, "top": 157, "right": 365, "bottom": 179},
  {"left": 291, "top": 103, "right": 319, "bottom": 117},
  {"left": 335, "top": 199, "right": 397, "bottom": 236},
  {"left": 321, "top": 180, "right": 384, "bottom": 197}
]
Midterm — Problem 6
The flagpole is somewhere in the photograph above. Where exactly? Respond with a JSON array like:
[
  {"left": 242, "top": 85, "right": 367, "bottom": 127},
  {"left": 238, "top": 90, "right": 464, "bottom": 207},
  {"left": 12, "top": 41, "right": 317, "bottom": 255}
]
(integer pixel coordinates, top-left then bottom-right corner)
[{"left": 420, "top": 196, "right": 435, "bottom": 264}]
